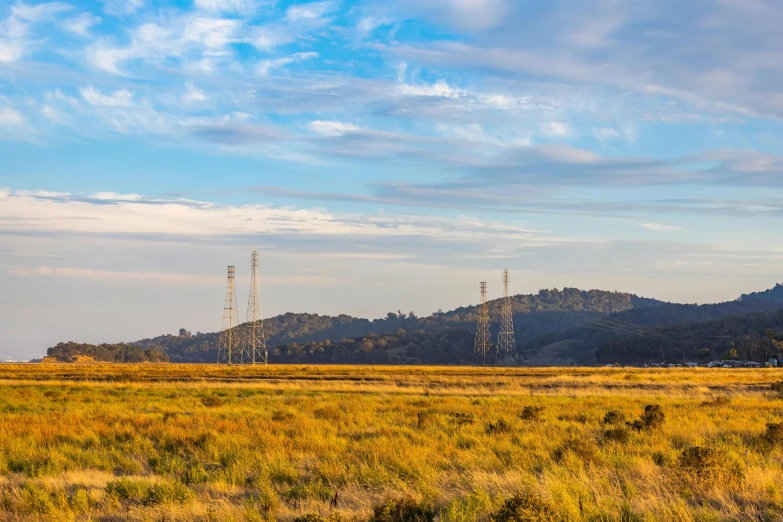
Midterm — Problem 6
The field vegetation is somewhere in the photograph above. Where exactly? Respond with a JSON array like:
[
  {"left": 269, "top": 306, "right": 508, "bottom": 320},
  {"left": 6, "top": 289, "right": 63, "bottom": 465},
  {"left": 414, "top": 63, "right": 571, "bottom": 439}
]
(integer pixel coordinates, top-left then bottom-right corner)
[{"left": 1, "top": 364, "right": 783, "bottom": 521}]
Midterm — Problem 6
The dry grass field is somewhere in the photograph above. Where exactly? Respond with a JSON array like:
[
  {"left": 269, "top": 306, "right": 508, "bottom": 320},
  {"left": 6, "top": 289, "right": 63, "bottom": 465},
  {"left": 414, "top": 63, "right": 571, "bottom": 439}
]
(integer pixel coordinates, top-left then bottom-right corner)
[{"left": 1, "top": 364, "right": 783, "bottom": 521}]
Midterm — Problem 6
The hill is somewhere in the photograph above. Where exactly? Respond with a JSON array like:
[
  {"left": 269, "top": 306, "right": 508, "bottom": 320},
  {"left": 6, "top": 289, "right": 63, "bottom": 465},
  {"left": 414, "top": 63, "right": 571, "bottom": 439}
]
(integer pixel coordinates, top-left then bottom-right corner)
[
  {"left": 45, "top": 288, "right": 657, "bottom": 363},
  {"left": 524, "top": 284, "right": 783, "bottom": 364},
  {"left": 45, "top": 284, "right": 783, "bottom": 365}
]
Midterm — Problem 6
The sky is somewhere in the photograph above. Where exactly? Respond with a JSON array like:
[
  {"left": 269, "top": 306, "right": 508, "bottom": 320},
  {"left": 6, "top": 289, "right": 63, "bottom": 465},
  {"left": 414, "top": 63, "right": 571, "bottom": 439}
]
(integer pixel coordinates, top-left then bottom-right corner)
[{"left": 2, "top": 0, "right": 783, "bottom": 359}]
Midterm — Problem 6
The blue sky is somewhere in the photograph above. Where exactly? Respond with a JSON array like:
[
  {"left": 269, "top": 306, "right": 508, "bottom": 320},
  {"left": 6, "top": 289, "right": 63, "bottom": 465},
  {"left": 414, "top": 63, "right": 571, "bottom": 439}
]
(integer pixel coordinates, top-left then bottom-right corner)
[{"left": 2, "top": 0, "right": 783, "bottom": 359}]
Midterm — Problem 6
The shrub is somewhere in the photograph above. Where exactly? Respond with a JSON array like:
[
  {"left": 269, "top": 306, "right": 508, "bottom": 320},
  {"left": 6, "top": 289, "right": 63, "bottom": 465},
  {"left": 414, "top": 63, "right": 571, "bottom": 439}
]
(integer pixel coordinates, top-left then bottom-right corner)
[
  {"left": 700, "top": 396, "right": 731, "bottom": 407},
  {"left": 146, "top": 481, "right": 192, "bottom": 504},
  {"left": 765, "top": 423, "right": 783, "bottom": 445},
  {"left": 272, "top": 410, "right": 294, "bottom": 421},
  {"left": 603, "top": 427, "right": 631, "bottom": 444},
  {"left": 293, "top": 514, "right": 345, "bottom": 522},
  {"left": 553, "top": 438, "right": 599, "bottom": 465},
  {"left": 21, "top": 483, "right": 54, "bottom": 515},
  {"left": 450, "top": 412, "right": 475, "bottom": 425},
  {"left": 417, "top": 411, "right": 433, "bottom": 429},
  {"left": 68, "top": 488, "right": 90, "bottom": 513},
  {"left": 106, "top": 478, "right": 191, "bottom": 505},
  {"left": 520, "top": 406, "right": 545, "bottom": 421},
  {"left": 440, "top": 489, "right": 492, "bottom": 522},
  {"left": 628, "top": 405, "right": 664, "bottom": 431},
  {"left": 200, "top": 396, "right": 224, "bottom": 408},
  {"left": 369, "top": 497, "right": 435, "bottom": 522},
  {"left": 294, "top": 515, "right": 327, "bottom": 522},
  {"left": 314, "top": 405, "right": 342, "bottom": 421},
  {"left": 486, "top": 419, "right": 512, "bottom": 435},
  {"left": 678, "top": 446, "right": 744, "bottom": 487},
  {"left": 603, "top": 410, "right": 626, "bottom": 425},
  {"left": 106, "top": 478, "right": 149, "bottom": 502},
  {"left": 489, "top": 493, "right": 558, "bottom": 522}
]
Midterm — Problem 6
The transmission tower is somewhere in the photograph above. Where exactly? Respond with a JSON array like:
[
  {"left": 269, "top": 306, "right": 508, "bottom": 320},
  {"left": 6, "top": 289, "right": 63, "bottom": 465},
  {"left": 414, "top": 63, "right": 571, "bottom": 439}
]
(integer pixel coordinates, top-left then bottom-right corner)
[
  {"left": 244, "top": 251, "right": 267, "bottom": 365},
  {"left": 217, "top": 266, "right": 239, "bottom": 365},
  {"left": 474, "top": 282, "right": 492, "bottom": 364},
  {"left": 497, "top": 269, "right": 516, "bottom": 358}
]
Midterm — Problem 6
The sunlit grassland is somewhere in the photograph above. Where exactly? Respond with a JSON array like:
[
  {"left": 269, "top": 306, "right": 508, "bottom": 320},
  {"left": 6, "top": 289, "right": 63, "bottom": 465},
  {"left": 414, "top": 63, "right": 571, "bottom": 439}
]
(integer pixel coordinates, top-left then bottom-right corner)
[{"left": 1, "top": 364, "right": 783, "bottom": 521}]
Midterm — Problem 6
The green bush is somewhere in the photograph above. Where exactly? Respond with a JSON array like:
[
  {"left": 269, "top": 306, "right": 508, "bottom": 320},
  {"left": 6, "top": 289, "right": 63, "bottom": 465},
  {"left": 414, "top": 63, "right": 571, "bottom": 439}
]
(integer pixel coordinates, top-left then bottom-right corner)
[
  {"left": 628, "top": 405, "right": 664, "bottom": 432},
  {"left": 314, "top": 405, "right": 342, "bottom": 421},
  {"left": 603, "top": 410, "right": 625, "bottom": 425},
  {"left": 520, "top": 406, "right": 545, "bottom": 421},
  {"left": 700, "top": 396, "right": 731, "bottom": 407},
  {"left": 21, "top": 483, "right": 54, "bottom": 515},
  {"left": 552, "top": 438, "right": 599, "bottom": 465},
  {"left": 677, "top": 446, "right": 744, "bottom": 487},
  {"left": 604, "top": 427, "right": 631, "bottom": 444},
  {"left": 765, "top": 423, "right": 783, "bottom": 445},
  {"left": 489, "top": 493, "right": 557, "bottom": 522},
  {"left": 486, "top": 419, "right": 512, "bottom": 435},
  {"left": 106, "top": 478, "right": 191, "bottom": 505},
  {"left": 369, "top": 497, "right": 435, "bottom": 522},
  {"left": 200, "top": 396, "right": 224, "bottom": 407}
]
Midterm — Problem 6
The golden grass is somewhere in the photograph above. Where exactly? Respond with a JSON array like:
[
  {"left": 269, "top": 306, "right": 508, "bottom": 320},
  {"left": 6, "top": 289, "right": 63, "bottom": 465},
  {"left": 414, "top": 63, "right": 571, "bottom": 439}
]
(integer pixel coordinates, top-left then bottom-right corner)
[{"left": 0, "top": 364, "right": 782, "bottom": 521}]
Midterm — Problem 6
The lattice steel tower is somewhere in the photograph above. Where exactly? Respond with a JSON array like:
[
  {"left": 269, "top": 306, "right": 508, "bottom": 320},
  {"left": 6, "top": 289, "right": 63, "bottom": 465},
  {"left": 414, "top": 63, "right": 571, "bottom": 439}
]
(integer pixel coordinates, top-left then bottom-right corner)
[
  {"left": 244, "top": 251, "right": 267, "bottom": 365},
  {"left": 497, "top": 269, "right": 516, "bottom": 356},
  {"left": 474, "top": 281, "right": 492, "bottom": 364},
  {"left": 217, "top": 266, "right": 239, "bottom": 365}
]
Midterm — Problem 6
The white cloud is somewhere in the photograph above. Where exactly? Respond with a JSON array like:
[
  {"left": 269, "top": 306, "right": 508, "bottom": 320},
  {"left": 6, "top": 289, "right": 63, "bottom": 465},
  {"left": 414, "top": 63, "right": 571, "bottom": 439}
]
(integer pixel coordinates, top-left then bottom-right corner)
[
  {"left": 592, "top": 126, "right": 620, "bottom": 142},
  {"left": 542, "top": 121, "right": 570, "bottom": 137},
  {"left": 356, "top": 15, "right": 389, "bottom": 40},
  {"left": 40, "top": 105, "right": 64, "bottom": 122},
  {"left": 257, "top": 51, "right": 318, "bottom": 76},
  {"left": 62, "top": 12, "right": 101, "bottom": 36},
  {"left": 0, "top": 190, "right": 541, "bottom": 244},
  {"left": 0, "top": 40, "right": 23, "bottom": 62},
  {"left": 0, "top": 107, "right": 24, "bottom": 126},
  {"left": 641, "top": 223, "right": 681, "bottom": 232},
  {"left": 286, "top": 1, "right": 335, "bottom": 23},
  {"left": 248, "top": 25, "right": 292, "bottom": 52},
  {"left": 101, "top": 0, "right": 144, "bottom": 16},
  {"left": 183, "top": 17, "right": 240, "bottom": 49},
  {"left": 396, "top": 80, "right": 463, "bottom": 98},
  {"left": 309, "top": 120, "right": 360, "bottom": 136},
  {"left": 183, "top": 82, "right": 207, "bottom": 103},
  {"left": 193, "top": 0, "right": 261, "bottom": 14},
  {"left": 11, "top": 2, "right": 71, "bottom": 22},
  {"left": 8, "top": 266, "right": 222, "bottom": 285},
  {"left": 0, "top": 1, "right": 71, "bottom": 62},
  {"left": 80, "top": 86, "right": 135, "bottom": 107}
]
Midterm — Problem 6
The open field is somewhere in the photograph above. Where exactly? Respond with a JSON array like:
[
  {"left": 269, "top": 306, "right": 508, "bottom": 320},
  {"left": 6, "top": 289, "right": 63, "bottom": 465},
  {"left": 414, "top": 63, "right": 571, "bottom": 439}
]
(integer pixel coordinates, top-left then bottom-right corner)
[{"left": 2, "top": 365, "right": 783, "bottom": 521}]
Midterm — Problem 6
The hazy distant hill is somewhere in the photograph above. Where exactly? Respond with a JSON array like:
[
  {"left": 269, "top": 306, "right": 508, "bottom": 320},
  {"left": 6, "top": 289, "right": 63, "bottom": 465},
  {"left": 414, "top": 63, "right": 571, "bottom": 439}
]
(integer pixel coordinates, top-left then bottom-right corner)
[
  {"left": 596, "top": 308, "right": 783, "bottom": 364},
  {"left": 45, "top": 284, "right": 783, "bottom": 365},
  {"left": 525, "top": 283, "right": 783, "bottom": 364},
  {"left": 46, "top": 288, "right": 658, "bottom": 363}
]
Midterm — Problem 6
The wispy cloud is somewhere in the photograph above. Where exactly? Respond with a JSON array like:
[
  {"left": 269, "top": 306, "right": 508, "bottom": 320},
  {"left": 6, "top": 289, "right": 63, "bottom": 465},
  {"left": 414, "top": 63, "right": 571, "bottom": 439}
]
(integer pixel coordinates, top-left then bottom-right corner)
[
  {"left": 641, "top": 223, "right": 681, "bottom": 232},
  {"left": 8, "top": 266, "right": 222, "bottom": 285},
  {"left": 257, "top": 51, "right": 318, "bottom": 76}
]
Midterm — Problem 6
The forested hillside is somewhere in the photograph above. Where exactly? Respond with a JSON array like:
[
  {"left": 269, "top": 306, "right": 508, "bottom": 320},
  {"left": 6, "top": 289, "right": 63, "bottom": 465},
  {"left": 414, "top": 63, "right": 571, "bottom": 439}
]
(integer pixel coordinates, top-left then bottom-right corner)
[
  {"left": 524, "top": 284, "right": 783, "bottom": 364},
  {"left": 596, "top": 309, "right": 783, "bottom": 364},
  {"left": 45, "top": 288, "right": 656, "bottom": 363},
  {"left": 271, "top": 328, "right": 476, "bottom": 364},
  {"left": 45, "top": 284, "right": 783, "bottom": 365}
]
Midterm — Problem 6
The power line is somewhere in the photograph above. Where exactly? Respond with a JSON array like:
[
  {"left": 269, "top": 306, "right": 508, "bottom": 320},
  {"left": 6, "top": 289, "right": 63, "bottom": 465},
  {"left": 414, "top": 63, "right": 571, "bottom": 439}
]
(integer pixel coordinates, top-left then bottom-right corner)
[
  {"left": 497, "top": 269, "right": 516, "bottom": 357},
  {"left": 244, "top": 251, "right": 266, "bottom": 365},
  {"left": 217, "top": 266, "right": 238, "bottom": 365},
  {"left": 474, "top": 282, "right": 492, "bottom": 365}
]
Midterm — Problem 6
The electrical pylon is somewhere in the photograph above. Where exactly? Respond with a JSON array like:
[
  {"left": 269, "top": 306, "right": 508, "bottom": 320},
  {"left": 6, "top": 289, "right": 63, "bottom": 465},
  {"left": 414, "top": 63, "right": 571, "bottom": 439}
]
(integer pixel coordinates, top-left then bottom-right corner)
[
  {"left": 497, "top": 269, "right": 516, "bottom": 357},
  {"left": 474, "top": 282, "right": 492, "bottom": 364},
  {"left": 217, "top": 266, "right": 238, "bottom": 365},
  {"left": 244, "top": 251, "right": 267, "bottom": 365}
]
